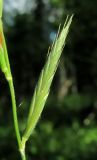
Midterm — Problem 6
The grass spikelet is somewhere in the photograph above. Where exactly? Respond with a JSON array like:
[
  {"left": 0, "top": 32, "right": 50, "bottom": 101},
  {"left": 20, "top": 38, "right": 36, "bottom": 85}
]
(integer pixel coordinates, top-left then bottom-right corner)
[{"left": 21, "top": 15, "right": 73, "bottom": 145}]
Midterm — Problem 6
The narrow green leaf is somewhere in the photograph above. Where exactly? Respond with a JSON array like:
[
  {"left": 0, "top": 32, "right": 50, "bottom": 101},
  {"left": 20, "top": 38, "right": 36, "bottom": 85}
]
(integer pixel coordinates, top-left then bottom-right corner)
[
  {"left": 0, "top": 45, "right": 12, "bottom": 80},
  {"left": 0, "top": 46, "right": 7, "bottom": 71},
  {"left": 0, "top": 0, "right": 3, "bottom": 18}
]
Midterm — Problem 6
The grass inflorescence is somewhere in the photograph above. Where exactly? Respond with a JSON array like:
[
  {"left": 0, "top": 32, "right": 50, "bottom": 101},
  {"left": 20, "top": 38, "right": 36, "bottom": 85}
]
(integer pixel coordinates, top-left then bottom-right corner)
[{"left": 0, "top": 1, "right": 73, "bottom": 159}]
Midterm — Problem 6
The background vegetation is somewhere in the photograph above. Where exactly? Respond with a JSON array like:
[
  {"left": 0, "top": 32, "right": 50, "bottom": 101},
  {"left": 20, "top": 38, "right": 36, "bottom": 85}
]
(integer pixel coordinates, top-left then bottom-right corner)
[{"left": 0, "top": 0, "right": 97, "bottom": 159}]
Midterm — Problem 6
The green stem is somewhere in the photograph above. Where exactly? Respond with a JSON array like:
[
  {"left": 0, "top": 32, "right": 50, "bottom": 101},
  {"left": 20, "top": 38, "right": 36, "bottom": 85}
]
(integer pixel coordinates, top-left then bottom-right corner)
[
  {"left": 20, "top": 136, "right": 27, "bottom": 160},
  {"left": 8, "top": 79, "right": 21, "bottom": 148},
  {"left": 20, "top": 150, "right": 26, "bottom": 160},
  {"left": 1, "top": 27, "right": 22, "bottom": 151},
  {"left": 0, "top": 5, "right": 26, "bottom": 160},
  {"left": 9, "top": 79, "right": 27, "bottom": 160}
]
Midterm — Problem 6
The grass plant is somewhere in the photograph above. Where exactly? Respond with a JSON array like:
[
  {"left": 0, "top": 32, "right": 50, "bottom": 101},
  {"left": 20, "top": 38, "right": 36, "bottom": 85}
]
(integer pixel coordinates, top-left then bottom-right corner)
[{"left": 0, "top": 1, "right": 73, "bottom": 159}]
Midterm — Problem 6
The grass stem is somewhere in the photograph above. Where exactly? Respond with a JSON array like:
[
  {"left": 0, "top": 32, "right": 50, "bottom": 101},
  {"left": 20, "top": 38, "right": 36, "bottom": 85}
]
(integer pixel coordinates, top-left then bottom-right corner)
[
  {"left": 20, "top": 150, "right": 26, "bottom": 160},
  {"left": 8, "top": 79, "right": 21, "bottom": 147},
  {"left": 1, "top": 29, "right": 21, "bottom": 148}
]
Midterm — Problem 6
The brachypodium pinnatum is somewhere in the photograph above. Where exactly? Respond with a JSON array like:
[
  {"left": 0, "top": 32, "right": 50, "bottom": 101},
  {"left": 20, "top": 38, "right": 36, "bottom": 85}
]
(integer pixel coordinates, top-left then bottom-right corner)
[{"left": 0, "top": 0, "right": 73, "bottom": 159}]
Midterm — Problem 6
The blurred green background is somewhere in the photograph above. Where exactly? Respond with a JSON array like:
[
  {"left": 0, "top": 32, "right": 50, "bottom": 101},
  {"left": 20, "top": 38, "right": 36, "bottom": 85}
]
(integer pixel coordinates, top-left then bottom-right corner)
[{"left": 0, "top": 0, "right": 97, "bottom": 159}]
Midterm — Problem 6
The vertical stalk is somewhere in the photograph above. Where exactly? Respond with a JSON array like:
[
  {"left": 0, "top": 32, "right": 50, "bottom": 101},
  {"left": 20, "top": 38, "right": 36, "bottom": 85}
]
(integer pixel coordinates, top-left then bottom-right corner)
[
  {"left": 1, "top": 29, "right": 21, "bottom": 148},
  {"left": 20, "top": 150, "right": 26, "bottom": 160},
  {"left": 0, "top": 1, "right": 24, "bottom": 158},
  {"left": 2, "top": 27, "right": 27, "bottom": 160},
  {"left": 0, "top": 13, "right": 27, "bottom": 159},
  {"left": 20, "top": 137, "right": 27, "bottom": 160},
  {"left": 8, "top": 79, "right": 21, "bottom": 147}
]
